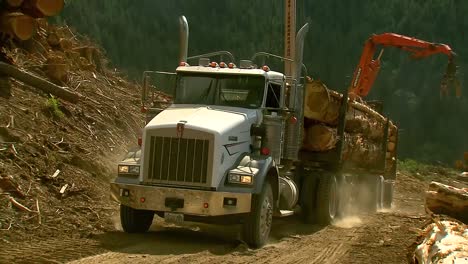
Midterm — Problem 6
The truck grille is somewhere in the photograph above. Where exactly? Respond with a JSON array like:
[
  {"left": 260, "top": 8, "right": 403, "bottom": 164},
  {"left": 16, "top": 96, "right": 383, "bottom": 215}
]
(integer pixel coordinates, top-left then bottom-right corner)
[{"left": 145, "top": 136, "right": 210, "bottom": 185}]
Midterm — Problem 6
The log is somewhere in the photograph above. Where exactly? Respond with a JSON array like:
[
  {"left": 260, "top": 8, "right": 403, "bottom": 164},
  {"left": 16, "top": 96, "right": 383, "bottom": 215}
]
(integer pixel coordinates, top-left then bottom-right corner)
[
  {"left": 21, "top": 0, "right": 64, "bottom": 18},
  {"left": 0, "top": 12, "right": 36, "bottom": 40},
  {"left": 304, "top": 80, "right": 341, "bottom": 124},
  {"left": 303, "top": 124, "right": 383, "bottom": 166},
  {"left": 426, "top": 181, "right": 468, "bottom": 223},
  {"left": 0, "top": 62, "right": 80, "bottom": 103},
  {"left": 342, "top": 133, "right": 381, "bottom": 166},
  {"left": 458, "top": 172, "right": 468, "bottom": 183},
  {"left": 387, "top": 141, "right": 396, "bottom": 152},
  {"left": 413, "top": 220, "right": 468, "bottom": 264},
  {"left": 304, "top": 79, "right": 396, "bottom": 141},
  {"left": 303, "top": 124, "right": 337, "bottom": 151}
]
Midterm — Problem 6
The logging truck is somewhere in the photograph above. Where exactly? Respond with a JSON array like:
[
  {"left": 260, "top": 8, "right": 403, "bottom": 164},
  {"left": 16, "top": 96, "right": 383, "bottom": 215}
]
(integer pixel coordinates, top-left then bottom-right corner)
[{"left": 110, "top": 12, "right": 398, "bottom": 248}]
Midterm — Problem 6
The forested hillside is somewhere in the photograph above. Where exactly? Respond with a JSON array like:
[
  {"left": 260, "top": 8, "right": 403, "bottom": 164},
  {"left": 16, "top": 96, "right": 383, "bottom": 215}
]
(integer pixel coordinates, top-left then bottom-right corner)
[{"left": 53, "top": 0, "right": 468, "bottom": 163}]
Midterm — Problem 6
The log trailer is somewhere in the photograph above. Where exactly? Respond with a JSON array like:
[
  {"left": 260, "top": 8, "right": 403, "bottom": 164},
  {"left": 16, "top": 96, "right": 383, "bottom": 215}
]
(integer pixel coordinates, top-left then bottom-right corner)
[
  {"left": 348, "top": 32, "right": 461, "bottom": 98},
  {"left": 110, "top": 8, "right": 398, "bottom": 248}
]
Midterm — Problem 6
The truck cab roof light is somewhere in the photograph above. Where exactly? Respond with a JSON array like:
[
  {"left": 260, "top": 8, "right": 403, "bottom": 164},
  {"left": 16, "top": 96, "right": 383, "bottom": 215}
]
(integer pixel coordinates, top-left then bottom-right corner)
[
  {"left": 228, "top": 62, "right": 236, "bottom": 69},
  {"left": 260, "top": 147, "right": 270, "bottom": 156},
  {"left": 179, "top": 61, "right": 189, "bottom": 66},
  {"left": 219, "top": 62, "right": 226, "bottom": 68},
  {"left": 262, "top": 65, "right": 270, "bottom": 72},
  {"left": 210, "top": 61, "right": 218, "bottom": 68}
]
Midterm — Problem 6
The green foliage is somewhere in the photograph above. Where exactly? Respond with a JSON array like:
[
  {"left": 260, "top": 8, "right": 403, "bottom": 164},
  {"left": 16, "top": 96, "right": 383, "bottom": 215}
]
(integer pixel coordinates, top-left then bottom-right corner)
[
  {"left": 45, "top": 96, "right": 64, "bottom": 119},
  {"left": 52, "top": 0, "right": 468, "bottom": 163},
  {"left": 398, "top": 159, "right": 459, "bottom": 180}
]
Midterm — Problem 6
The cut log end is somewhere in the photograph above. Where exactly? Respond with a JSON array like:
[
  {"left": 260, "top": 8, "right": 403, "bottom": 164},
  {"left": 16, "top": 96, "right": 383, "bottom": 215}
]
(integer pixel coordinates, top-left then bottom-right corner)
[
  {"left": 33, "top": 0, "right": 65, "bottom": 17},
  {"left": 1, "top": 12, "right": 37, "bottom": 41}
]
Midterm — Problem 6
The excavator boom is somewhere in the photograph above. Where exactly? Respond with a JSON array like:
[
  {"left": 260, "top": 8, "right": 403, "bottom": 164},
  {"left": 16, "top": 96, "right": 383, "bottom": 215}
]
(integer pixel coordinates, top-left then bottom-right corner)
[{"left": 348, "top": 33, "right": 460, "bottom": 97}]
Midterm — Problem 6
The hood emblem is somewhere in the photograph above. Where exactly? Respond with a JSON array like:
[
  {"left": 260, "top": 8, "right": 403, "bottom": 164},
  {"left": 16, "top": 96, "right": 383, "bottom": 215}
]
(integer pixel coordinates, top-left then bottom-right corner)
[{"left": 176, "top": 121, "right": 187, "bottom": 138}]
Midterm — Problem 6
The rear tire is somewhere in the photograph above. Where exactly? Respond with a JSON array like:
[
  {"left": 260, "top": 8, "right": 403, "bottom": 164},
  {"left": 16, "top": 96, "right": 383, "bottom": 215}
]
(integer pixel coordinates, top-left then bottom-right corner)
[
  {"left": 300, "top": 175, "right": 318, "bottom": 224},
  {"left": 301, "top": 174, "right": 340, "bottom": 225},
  {"left": 383, "top": 181, "right": 394, "bottom": 209},
  {"left": 242, "top": 182, "right": 273, "bottom": 248},
  {"left": 315, "top": 174, "right": 339, "bottom": 224},
  {"left": 120, "top": 204, "right": 154, "bottom": 233}
]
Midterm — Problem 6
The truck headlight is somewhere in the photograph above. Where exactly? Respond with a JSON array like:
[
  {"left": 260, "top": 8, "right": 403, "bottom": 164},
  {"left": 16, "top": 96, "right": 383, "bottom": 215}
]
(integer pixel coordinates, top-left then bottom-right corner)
[
  {"left": 118, "top": 165, "right": 140, "bottom": 174},
  {"left": 228, "top": 173, "right": 253, "bottom": 185}
]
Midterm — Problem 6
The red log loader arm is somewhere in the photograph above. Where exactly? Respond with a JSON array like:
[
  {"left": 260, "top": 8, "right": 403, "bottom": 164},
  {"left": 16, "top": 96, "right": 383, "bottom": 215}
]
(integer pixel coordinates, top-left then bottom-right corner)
[{"left": 348, "top": 33, "right": 461, "bottom": 98}]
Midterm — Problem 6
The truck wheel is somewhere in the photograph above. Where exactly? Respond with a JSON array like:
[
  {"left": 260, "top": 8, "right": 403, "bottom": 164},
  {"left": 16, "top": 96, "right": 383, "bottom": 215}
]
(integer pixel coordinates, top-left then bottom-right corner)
[
  {"left": 383, "top": 181, "right": 394, "bottom": 209},
  {"left": 315, "top": 174, "right": 339, "bottom": 224},
  {"left": 242, "top": 182, "right": 273, "bottom": 248},
  {"left": 120, "top": 204, "right": 154, "bottom": 233},
  {"left": 300, "top": 175, "right": 318, "bottom": 224}
]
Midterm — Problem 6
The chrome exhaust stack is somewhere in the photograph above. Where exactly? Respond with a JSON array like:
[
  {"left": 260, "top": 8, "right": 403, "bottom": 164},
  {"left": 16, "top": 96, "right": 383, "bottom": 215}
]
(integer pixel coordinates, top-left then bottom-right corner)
[
  {"left": 284, "top": 23, "right": 309, "bottom": 161},
  {"left": 179, "top": 16, "right": 189, "bottom": 63}
]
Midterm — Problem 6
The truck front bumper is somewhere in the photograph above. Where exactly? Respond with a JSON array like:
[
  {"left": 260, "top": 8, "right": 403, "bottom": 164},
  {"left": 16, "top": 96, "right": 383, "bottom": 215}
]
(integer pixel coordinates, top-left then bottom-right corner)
[{"left": 110, "top": 182, "right": 252, "bottom": 216}]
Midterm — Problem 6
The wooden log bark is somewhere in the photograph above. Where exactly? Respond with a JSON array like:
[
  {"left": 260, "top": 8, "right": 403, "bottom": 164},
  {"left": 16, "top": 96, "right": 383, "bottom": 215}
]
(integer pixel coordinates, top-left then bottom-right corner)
[
  {"left": 342, "top": 133, "right": 381, "bottom": 166},
  {"left": 21, "top": 0, "right": 64, "bottom": 18},
  {"left": 0, "top": 12, "right": 36, "bottom": 40},
  {"left": 303, "top": 124, "right": 383, "bottom": 166},
  {"left": 413, "top": 220, "right": 468, "bottom": 264},
  {"left": 0, "top": 62, "right": 80, "bottom": 103},
  {"left": 426, "top": 181, "right": 468, "bottom": 223}
]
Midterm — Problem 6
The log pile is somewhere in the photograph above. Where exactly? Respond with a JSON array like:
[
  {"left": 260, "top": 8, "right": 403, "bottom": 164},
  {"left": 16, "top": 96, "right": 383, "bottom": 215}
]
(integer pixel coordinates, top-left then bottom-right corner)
[
  {"left": 413, "top": 219, "right": 468, "bottom": 264},
  {"left": 303, "top": 79, "right": 398, "bottom": 169},
  {"left": 413, "top": 182, "right": 468, "bottom": 263},
  {"left": 0, "top": 0, "right": 64, "bottom": 41},
  {"left": 0, "top": 1, "right": 118, "bottom": 102}
]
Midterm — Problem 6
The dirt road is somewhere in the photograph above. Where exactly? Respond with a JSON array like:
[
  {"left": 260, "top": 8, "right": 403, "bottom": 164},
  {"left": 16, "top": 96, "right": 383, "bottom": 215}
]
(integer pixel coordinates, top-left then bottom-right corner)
[{"left": 0, "top": 172, "right": 428, "bottom": 264}]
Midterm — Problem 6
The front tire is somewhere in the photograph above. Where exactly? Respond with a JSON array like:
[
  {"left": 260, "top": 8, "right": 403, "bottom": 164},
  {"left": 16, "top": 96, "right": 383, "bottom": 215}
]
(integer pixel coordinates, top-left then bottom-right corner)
[
  {"left": 120, "top": 204, "right": 154, "bottom": 233},
  {"left": 242, "top": 182, "right": 273, "bottom": 248}
]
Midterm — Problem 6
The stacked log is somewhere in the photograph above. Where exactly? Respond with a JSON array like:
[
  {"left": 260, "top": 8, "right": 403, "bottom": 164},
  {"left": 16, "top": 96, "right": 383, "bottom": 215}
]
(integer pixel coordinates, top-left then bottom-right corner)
[
  {"left": 0, "top": 0, "right": 64, "bottom": 41},
  {"left": 413, "top": 182, "right": 468, "bottom": 263},
  {"left": 303, "top": 79, "right": 398, "bottom": 169},
  {"left": 413, "top": 219, "right": 468, "bottom": 263},
  {"left": 425, "top": 181, "right": 468, "bottom": 223}
]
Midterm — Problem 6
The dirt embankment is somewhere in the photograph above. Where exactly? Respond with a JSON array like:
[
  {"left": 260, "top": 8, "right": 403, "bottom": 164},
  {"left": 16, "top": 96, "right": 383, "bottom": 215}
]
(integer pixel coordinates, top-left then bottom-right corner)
[{"left": 0, "top": 21, "right": 152, "bottom": 249}]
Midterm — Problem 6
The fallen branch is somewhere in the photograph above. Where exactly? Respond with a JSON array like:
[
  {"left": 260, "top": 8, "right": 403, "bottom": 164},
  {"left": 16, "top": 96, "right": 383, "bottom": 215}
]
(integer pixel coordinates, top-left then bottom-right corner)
[
  {"left": 50, "top": 169, "right": 60, "bottom": 178},
  {"left": 35, "top": 199, "right": 41, "bottom": 224},
  {"left": 0, "top": 62, "right": 81, "bottom": 103},
  {"left": 8, "top": 196, "right": 33, "bottom": 212},
  {"left": 0, "top": 222, "right": 12, "bottom": 231}
]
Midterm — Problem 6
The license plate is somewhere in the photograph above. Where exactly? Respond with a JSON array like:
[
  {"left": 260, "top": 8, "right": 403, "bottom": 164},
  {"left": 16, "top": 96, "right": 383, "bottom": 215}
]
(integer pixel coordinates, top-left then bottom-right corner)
[{"left": 164, "top": 212, "right": 184, "bottom": 223}]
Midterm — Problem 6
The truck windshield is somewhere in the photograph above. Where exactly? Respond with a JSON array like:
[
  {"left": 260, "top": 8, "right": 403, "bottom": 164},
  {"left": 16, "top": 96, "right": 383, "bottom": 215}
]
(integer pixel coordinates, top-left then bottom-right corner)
[{"left": 174, "top": 73, "right": 265, "bottom": 108}]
